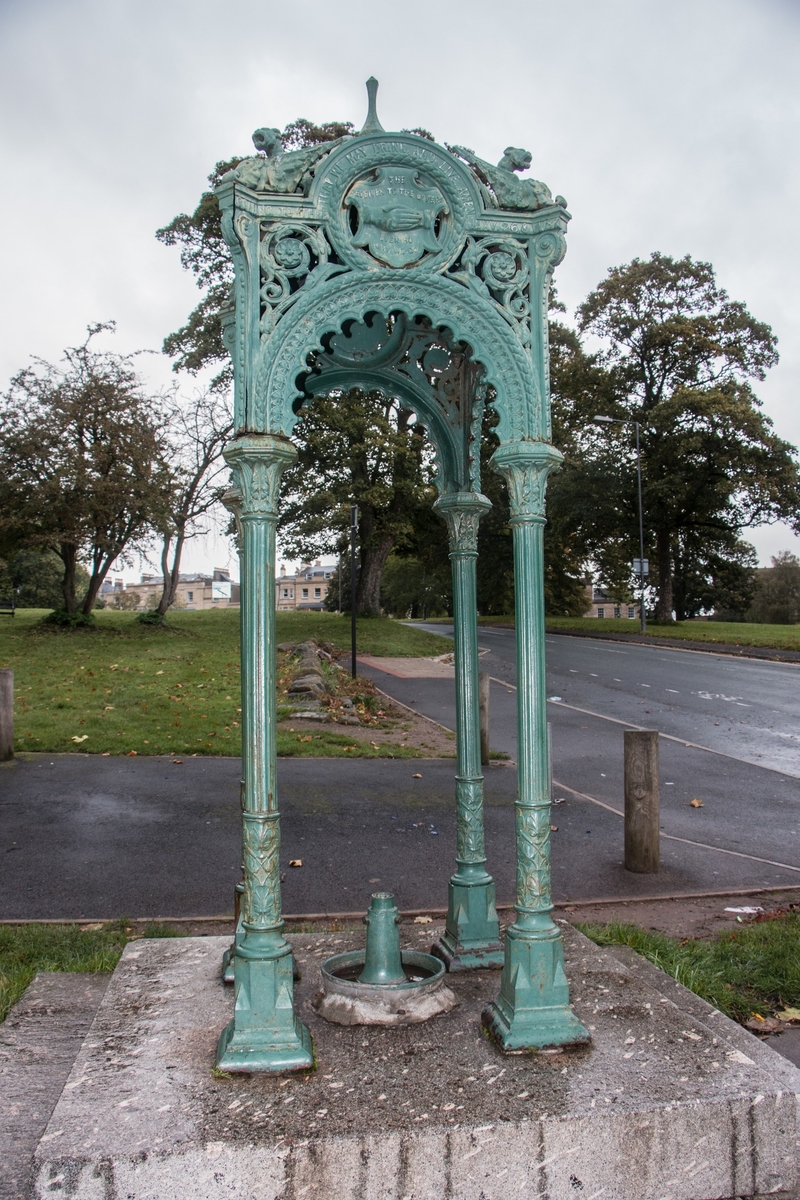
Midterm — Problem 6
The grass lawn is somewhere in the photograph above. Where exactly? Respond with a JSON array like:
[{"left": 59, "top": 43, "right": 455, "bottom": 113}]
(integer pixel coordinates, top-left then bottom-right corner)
[
  {"left": 0, "top": 609, "right": 451, "bottom": 757},
  {"left": 0, "top": 920, "right": 183, "bottom": 1024},
  {"left": 547, "top": 616, "right": 800, "bottom": 651},
  {"left": 578, "top": 912, "right": 800, "bottom": 1024},
  {"left": 473, "top": 614, "right": 800, "bottom": 652}
]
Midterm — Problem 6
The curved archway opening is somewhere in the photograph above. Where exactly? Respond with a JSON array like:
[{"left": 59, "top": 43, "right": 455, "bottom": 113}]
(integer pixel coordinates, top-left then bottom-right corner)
[{"left": 278, "top": 311, "right": 490, "bottom": 617}]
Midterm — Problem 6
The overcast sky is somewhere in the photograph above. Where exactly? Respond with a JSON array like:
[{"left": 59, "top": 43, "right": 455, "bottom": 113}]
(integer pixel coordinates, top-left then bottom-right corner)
[{"left": 1, "top": 0, "right": 798, "bottom": 577}]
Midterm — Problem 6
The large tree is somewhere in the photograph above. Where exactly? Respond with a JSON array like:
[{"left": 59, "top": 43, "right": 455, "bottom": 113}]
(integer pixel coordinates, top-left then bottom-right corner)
[
  {"left": 278, "top": 388, "right": 431, "bottom": 614},
  {"left": 575, "top": 253, "right": 800, "bottom": 620},
  {"left": 150, "top": 389, "right": 233, "bottom": 618},
  {"left": 748, "top": 551, "right": 800, "bottom": 625},
  {"left": 0, "top": 325, "right": 170, "bottom": 616}
]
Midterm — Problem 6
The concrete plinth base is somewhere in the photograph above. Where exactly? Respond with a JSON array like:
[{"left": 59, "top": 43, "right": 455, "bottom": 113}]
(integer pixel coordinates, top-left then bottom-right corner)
[{"left": 32, "top": 927, "right": 800, "bottom": 1200}]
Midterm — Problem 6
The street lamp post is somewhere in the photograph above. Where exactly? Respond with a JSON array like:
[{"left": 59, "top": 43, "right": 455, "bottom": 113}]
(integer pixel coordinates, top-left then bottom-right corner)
[
  {"left": 594, "top": 416, "right": 647, "bottom": 634},
  {"left": 350, "top": 505, "right": 358, "bottom": 678}
]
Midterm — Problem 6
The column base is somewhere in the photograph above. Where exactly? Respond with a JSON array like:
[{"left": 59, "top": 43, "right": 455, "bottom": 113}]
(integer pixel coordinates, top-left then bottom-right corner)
[
  {"left": 215, "top": 942, "right": 314, "bottom": 1074},
  {"left": 430, "top": 875, "right": 504, "bottom": 971},
  {"left": 482, "top": 924, "right": 590, "bottom": 1051}
]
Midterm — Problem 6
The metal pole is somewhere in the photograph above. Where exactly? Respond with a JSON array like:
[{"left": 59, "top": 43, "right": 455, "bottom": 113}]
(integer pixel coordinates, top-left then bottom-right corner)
[
  {"left": 350, "top": 505, "right": 358, "bottom": 679},
  {"left": 0, "top": 669, "right": 13, "bottom": 761},
  {"left": 634, "top": 421, "right": 646, "bottom": 634},
  {"left": 338, "top": 552, "right": 342, "bottom": 613}
]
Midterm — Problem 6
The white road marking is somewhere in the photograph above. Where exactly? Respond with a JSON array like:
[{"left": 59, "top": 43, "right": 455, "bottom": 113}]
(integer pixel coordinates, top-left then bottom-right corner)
[
  {"left": 551, "top": 779, "right": 800, "bottom": 874},
  {"left": 479, "top": 685, "right": 800, "bottom": 779}
]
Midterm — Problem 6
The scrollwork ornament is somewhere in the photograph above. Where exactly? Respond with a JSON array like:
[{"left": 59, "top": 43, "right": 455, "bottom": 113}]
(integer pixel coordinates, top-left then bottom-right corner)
[
  {"left": 448, "top": 236, "right": 531, "bottom": 350},
  {"left": 468, "top": 388, "right": 486, "bottom": 492},
  {"left": 258, "top": 222, "right": 343, "bottom": 337}
]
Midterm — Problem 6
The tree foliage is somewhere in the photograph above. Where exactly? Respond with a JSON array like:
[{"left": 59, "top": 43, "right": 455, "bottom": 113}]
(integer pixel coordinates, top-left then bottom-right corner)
[
  {"left": 747, "top": 551, "right": 800, "bottom": 624},
  {"left": 279, "top": 389, "right": 431, "bottom": 615},
  {"left": 573, "top": 253, "right": 799, "bottom": 620},
  {"left": 0, "top": 325, "right": 169, "bottom": 616},
  {"left": 0, "top": 551, "right": 90, "bottom": 610}
]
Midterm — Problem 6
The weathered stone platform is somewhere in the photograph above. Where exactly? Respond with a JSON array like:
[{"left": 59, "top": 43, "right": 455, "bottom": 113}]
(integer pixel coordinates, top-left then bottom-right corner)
[{"left": 31, "top": 926, "right": 800, "bottom": 1199}]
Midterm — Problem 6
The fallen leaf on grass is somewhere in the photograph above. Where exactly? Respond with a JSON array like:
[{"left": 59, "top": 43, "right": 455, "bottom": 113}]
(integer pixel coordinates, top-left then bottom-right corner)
[
  {"left": 296, "top": 735, "right": 313, "bottom": 743},
  {"left": 776, "top": 1008, "right": 800, "bottom": 1023},
  {"left": 289, "top": 859, "right": 303, "bottom": 868},
  {"left": 126, "top": 750, "right": 138, "bottom": 757},
  {"left": 70, "top": 735, "right": 89, "bottom": 743},
  {"left": 689, "top": 798, "right": 704, "bottom": 808},
  {"left": 413, "top": 915, "right": 433, "bottom": 924}
]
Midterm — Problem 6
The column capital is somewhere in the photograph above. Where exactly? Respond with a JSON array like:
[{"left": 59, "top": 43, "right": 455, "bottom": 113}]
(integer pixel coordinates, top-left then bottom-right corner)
[
  {"left": 433, "top": 491, "right": 492, "bottom": 554},
  {"left": 223, "top": 434, "right": 297, "bottom": 518},
  {"left": 491, "top": 442, "right": 563, "bottom": 522}
]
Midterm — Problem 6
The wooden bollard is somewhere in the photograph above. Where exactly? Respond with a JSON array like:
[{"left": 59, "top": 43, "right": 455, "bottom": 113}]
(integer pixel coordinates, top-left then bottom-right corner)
[
  {"left": 624, "top": 729, "right": 659, "bottom": 872},
  {"left": 0, "top": 669, "right": 13, "bottom": 762},
  {"left": 479, "top": 670, "right": 490, "bottom": 766}
]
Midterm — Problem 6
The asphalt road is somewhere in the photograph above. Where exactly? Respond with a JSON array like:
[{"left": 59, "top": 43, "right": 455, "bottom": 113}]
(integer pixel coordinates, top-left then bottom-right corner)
[
  {"left": 1, "top": 630, "right": 797, "bottom": 921},
  {"left": 3, "top": 751, "right": 800, "bottom": 921},
  {"left": 414, "top": 624, "right": 800, "bottom": 778}
]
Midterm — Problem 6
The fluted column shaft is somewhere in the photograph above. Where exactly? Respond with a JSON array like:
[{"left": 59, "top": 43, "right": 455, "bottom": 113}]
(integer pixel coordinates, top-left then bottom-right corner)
[
  {"left": 215, "top": 434, "right": 313, "bottom": 1073},
  {"left": 482, "top": 443, "right": 589, "bottom": 1050},
  {"left": 431, "top": 492, "right": 502, "bottom": 970}
]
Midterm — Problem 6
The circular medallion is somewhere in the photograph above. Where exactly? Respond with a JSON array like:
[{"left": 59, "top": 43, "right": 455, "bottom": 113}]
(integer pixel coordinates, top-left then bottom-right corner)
[{"left": 311, "top": 133, "right": 481, "bottom": 273}]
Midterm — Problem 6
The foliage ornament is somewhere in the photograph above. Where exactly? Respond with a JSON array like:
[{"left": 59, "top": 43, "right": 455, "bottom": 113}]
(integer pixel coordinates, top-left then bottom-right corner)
[{"left": 215, "top": 79, "right": 586, "bottom": 1069}]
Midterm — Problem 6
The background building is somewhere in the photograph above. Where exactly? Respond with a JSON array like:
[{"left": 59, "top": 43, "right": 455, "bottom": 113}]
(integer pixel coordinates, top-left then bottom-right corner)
[
  {"left": 103, "top": 568, "right": 239, "bottom": 611},
  {"left": 585, "top": 585, "right": 640, "bottom": 620},
  {"left": 276, "top": 562, "right": 334, "bottom": 611}
]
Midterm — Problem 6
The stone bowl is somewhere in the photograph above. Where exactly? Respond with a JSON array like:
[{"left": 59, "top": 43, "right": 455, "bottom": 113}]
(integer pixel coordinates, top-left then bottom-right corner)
[{"left": 313, "top": 949, "right": 457, "bottom": 1026}]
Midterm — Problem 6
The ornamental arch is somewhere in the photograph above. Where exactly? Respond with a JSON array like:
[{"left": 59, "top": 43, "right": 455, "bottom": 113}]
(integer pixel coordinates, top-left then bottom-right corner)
[{"left": 215, "top": 80, "right": 589, "bottom": 1072}]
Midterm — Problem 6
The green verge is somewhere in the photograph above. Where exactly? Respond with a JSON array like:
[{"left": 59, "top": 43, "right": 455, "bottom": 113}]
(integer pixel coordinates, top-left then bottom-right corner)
[
  {"left": 0, "top": 921, "right": 185, "bottom": 1024},
  {"left": 546, "top": 616, "right": 800, "bottom": 650},
  {"left": 0, "top": 609, "right": 450, "bottom": 757},
  {"left": 577, "top": 914, "right": 800, "bottom": 1024},
  {"left": 472, "top": 614, "right": 800, "bottom": 652}
]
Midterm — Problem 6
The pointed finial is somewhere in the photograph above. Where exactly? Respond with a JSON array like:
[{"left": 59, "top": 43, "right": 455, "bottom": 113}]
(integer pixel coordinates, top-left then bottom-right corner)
[{"left": 360, "top": 77, "right": 384, "bottom": 136}]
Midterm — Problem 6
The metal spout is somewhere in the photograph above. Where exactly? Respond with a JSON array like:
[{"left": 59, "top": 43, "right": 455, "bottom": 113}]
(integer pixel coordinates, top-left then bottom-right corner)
[{"left": 358, "top": 893, "right": 405, "bottom": 985}]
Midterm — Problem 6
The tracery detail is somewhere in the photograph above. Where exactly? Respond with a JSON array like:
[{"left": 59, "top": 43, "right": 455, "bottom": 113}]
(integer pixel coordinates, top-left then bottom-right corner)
[
  {"left": 257, "top": 222, "right": 345, "bottom": 337},
  {"left": 448, "top": 236, "right": 531, "bottom": 350}
]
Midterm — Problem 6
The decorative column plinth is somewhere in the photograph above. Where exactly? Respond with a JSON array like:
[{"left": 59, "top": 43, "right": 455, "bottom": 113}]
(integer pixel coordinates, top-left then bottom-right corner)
[
  {"left": 431, "top": 492, "right": 503, "bottom": 971},
  {"left": 215, "top": 435, "right": 314, "bottom": 1074},
  {"left": 483, "top": 444, "right": 590, "bottom": 1049}
]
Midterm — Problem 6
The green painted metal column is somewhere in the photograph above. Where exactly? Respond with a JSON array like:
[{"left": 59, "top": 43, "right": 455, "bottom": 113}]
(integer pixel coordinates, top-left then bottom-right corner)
[
  {"left": 215, "top": 433, "right": 314, "bottom": 1073},
  {"left": 431, "top": 492, "right": 503, "bottom": 970},
  {"left": 483, "top": 443, "right": 589, "bottom": 1050}
]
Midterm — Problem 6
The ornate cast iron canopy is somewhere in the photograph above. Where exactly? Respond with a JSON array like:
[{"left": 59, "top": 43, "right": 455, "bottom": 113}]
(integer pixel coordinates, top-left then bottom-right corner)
[{"left": 214, "top": 81, "right": 588, "bottom": 1074}]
